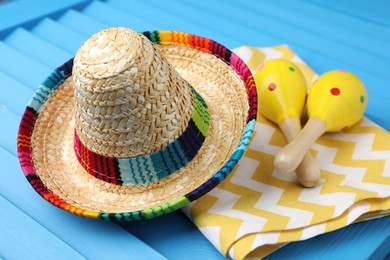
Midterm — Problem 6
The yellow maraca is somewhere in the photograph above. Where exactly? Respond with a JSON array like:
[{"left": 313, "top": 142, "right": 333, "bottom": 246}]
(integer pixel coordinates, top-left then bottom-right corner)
[
  {"left": 274, "top": 70, "right": 368, "bottom": 174},
  {"left": 255, "top": 59, "right": 321, "bottom": 187}
]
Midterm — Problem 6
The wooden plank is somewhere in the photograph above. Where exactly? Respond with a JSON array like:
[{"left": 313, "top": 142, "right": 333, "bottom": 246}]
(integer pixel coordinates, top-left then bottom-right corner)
[
  {"left": 0, "top": 144, "right": 166, "bottom": 260},
  {"left": 0, "top": 42, "right": 51, "bottom": 89},
  {"left": 4, "top": 28, "right": 71, "bottom": 68},
  {"left": 81, "top": 1, "right": 156, "bottom": 32},
  {"left": 0, "top": 106, "right": 20, "bottom": 155},
  {"left": 109, "top": 0, "right": 390, "bottom": 131},
  {"left": 268, "top": 0, "right": 390, "bottom": 42},
  {"left": 307, "top": 0, "right": 390, "bottom": 27},
  {"left": 57, "top": 9, "right": 108, "bottom": 37},
  {"left": 160, "top": 0, "right": 390, "bottom": 79},
  {"left": 31, "top": 18, "right": 86, "bottom": 54},
  {"left": 0, "top": 71, "right": 34, "bottom": 116},
  {"left": 1, "top": 0, "right": 389, "bottom": 259},
  {"left": 120, "top": 211, "right": 225, "bottom": 259},
  {"left": 0, "top": 195, "right": 85, "bottom": 259},
  {"left": 225, "top": 0, "right": 390, "bottom": 60},
  {"left": 265, "top": 217, "right": 390, "bottom": 259},
  {"left": 106, "top": 0, "right": 243, "bottom": 47},
  {"left": 0, "top": 0, "right": 92, "bottom": 39}
]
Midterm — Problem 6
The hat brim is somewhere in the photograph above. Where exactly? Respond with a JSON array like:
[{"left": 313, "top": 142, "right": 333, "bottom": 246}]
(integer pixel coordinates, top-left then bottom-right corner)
[{"left": 17, "top": 30, "right": 257, "bottom": 220}]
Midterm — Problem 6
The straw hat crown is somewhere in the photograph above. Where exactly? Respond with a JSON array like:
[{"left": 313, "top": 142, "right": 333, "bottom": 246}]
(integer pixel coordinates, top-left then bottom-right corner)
[
  {"left": 18, "top": 27, "right": 256, "bottom": 220},
  {"left": 72, "top": 27, "right": 193, "bottom": 158}
]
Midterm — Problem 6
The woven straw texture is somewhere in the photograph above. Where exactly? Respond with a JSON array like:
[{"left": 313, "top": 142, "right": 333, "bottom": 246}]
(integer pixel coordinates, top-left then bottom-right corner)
[
  {"left": 73, "top": 28, "right": 193, "bottom": 158},
  {"left": 18, "top": 29, "right": 257, "bottom": 220}
]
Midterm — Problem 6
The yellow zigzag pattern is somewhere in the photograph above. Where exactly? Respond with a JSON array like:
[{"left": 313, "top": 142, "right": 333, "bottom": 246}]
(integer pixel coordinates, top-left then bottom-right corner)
[
  {"left": 186, "top": 46, "right": 390, "bottom": 260},
  {"left": 243, "top": 197, "right": 390, "bottom": 259}
]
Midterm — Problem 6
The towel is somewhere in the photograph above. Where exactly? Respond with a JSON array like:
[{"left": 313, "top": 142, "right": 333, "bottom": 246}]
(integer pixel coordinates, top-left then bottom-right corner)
[{"left": 183, "top": 45, "right": 390, "bottom": 259}]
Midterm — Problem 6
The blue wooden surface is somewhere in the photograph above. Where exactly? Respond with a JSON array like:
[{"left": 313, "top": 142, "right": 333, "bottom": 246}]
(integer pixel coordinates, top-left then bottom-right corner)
[{"left": 0, "top": 0, "right": 389, "bottom": 259}]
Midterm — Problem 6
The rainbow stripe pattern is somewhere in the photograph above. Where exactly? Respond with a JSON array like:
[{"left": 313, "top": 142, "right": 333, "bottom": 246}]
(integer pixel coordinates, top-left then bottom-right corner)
[
  {"left": 17, "top": 30, "right": 258, "bottom": 220},
  {"left": 74, "top": 85, "right": 210, "bottom": 186}
]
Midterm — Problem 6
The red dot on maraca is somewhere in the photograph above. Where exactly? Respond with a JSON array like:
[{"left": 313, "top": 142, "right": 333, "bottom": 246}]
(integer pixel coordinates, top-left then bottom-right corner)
[
  {"left": 330, "top": 87, "right": 340, "bottom": 96},
  {"left": 268, "top": 83, "right": 276, "bottom": 91}
]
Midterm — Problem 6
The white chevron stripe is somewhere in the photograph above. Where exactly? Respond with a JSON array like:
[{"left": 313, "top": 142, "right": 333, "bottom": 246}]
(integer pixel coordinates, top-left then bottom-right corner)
[
  {"left": 233, "top": 46, "right": 255, "bottom": 64},
  {"left": 325, "top": 120, "right": 390, "bottom": 177},
  {"left": 231, "top": 156, "right": 314, "bottom": 229},
  {"left": 312, "top": 141, "right": 390, "bottom": 196},
  {"left": 361, "top": 117, "right": 381, "bottom": 127},
  {"left": 360, "top": 208, "right": 390, "bottom": 221},
  {"left": 261, "top": 47, "right": 284, "bottom": 61},
  {"left": 207, "top": 187, "right": 268, "bottom": 239},
  {"left": 198, "top": 226, "right": 221, "bottom": 252},
  {"left": 228, "top": 231, "right": 282, "bottom": 260},
  {"left": 252, "top": 231, "right": 281, "bottom": 248},
  {"left": 233, "top": 46, "right": 283, "bottom": 65},
  {"left": 346, "top": 200, "right": 371, "bottom": 224},
  {"left": 252, "top": 122, "right": 304, "bottom": 183},
  {"left": 301, "top": 222, "right": 326, "bottom": 240},
  {"left": 298, "top": 178, "right": 356, "bottom": 217},
  {"left": 250, "top": 122, "right": 282, "bottom": 156},
  {"left": 292, "top": 54, "right": 305, "bottom": 64}
]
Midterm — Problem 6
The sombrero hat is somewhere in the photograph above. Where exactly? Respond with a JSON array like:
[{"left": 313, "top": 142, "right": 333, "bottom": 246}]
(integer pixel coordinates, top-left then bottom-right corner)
[{"left": 17, "top": 27, "right": 257, "bottom": 220}]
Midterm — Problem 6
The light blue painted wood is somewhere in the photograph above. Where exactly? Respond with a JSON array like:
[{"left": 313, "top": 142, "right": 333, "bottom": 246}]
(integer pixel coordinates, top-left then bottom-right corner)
[
  {"left": 0, "top": 0, "right": 389, "bottom": 259},
  {"left": 0, "top": 195, "right": 85, "bottom": 260},
  {"left": 81, "top": 1, "right": 156, "bottom": 32},
  {"left": 0, "top": 41, "right": 51, "bottom": 89},
  {"left": 137, "top": 0, "right": 389, "bottom": 82},
  {"left": 120, "top": 211, "right": 225, "bottom": 260},
  {"left": 0, "top": 66, "right": 166, "bottom": 259},
  {"left": 139, "top": 0, "right": 390, "bottom": 131},
  {"left": 0, "top": 106, "right": 20, "bottom": 155},
  {"left": 0, "top": 33, "right": 196, "bottom": 259},
  {"left": 0, "top": 0, "right": 92, "bottom": 39},
  {"left": 106, "top": 0, "right": 389, "bottom": 131},
  {"left": 0, "top": 145, "right": 166, "bottom": 260},
  {"left": 268, "top": 0, "right": 390, "bottom": 43},
  {"left": 265, "top": 216, "right": 390, "bottom": 260},
  {"left": 106, "top": 0, "right": 243, "bottom": 47},
  {"left": 0, "top": 71, "right": 34, "bottom": 116},
  {"left": 164, "top": 0, "right": 389, "bottom": 80},
  {"left": 31, "top": 18, "right": 86, "bottom": 54},
  {"left": 224, "top": 0, "right": 390, "bottom": 60},
  {"left": 0, "top": 63, "right": 166, "bottom": 260},
  {"left": 307, "top": 0, "right": 390, "bottom": 27},
  {"left": 141, "top": 0, "right": 279, "bottom": 48},
  {"left": 57, "top": 9, "right": 109, "bottom": 37},
  {"left": 3, "top": 27, "right": 72, "bottom": 68},
  {"left": 55, "top": 8, "right": 227, "bottom": 257}
]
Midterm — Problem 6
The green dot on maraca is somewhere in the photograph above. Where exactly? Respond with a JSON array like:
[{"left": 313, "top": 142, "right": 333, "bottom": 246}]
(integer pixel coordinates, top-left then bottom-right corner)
[{"left": 360, "top": 95, "right": 365, "bottom": 103}]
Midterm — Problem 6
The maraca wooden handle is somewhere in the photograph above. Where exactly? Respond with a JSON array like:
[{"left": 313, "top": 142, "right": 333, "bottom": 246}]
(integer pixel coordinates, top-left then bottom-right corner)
[
  {"left": 295, "top": 154, "right": 321, "bottom": 187},
  {"left": 279, "top": 118, "right": 321, "bottom": 187},
  {"left": 276, "top": 118, "right": 326, "bottom": 175}
]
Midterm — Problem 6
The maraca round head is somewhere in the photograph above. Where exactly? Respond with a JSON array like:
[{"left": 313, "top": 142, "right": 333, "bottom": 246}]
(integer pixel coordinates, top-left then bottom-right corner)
[
  {"left": 307, "top": 70, "right": 367, "bottom": 132},
  {"left": 254, "top": 59, "right": 307, "bottom": 125}
]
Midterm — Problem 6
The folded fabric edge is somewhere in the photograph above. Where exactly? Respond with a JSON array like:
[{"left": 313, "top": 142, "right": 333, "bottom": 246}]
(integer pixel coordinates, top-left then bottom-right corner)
[
  {"left": 244, "top": 212, "right": 390, "bottom": 260},
  {"left": 229, "top": 197, "right": 390, "bottom": 259},
  {"left": 181, "top": 45, "right": 390, "bottom": 260}
]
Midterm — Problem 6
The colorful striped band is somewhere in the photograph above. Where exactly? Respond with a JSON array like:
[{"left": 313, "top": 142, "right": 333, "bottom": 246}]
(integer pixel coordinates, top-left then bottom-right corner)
[
  {"left": 18, "top": 30, "right": 258, "bottom": 220},
  {"left": 74, "top": 85, "right": 210, "bottom": 185},
  {"left": 144, "top": 30, "right": 258, "bottom": 123}
]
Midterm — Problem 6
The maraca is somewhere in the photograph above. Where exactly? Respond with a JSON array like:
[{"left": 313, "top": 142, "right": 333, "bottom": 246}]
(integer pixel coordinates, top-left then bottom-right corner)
[
  {"left": 274, "top": 70, "right": 367, "bottom": 174},
  {"left": 255, "top": 59, "right": 321, "bottom": 187}
]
